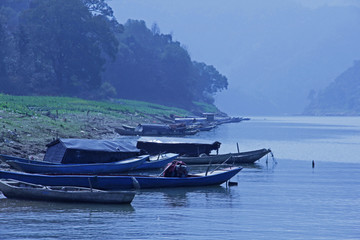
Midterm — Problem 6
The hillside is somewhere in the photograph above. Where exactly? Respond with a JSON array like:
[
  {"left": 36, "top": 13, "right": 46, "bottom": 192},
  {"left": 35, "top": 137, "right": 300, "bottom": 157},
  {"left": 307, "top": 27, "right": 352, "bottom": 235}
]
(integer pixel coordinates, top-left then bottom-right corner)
[
  {"left": 0, "top": 1, "right": 227, "bottom": 111},
  {"left": 0, "top": 95, "right": 219, "bottom": 160},
  {"left": 304, "top": 61, "right": 360, "bottom": 116}
]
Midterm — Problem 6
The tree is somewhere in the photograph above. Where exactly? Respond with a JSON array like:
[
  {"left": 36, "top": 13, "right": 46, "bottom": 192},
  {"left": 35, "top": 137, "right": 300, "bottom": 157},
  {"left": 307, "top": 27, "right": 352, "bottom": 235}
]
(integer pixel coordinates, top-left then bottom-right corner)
[
  {"left": 18, "top": 0, "right": 118, "bottom": 97},
  {"left": 82, "top": 0, "right": 114, "bottom": 19},
  {"left": 103, "top": 19, "right": 228, "bottom": 109},
  {"left": 0, "top": 20, "right": 8, "bottom": 91},
  {"left": 190, "top": 62, "right": 228, "bottom": 103},
  {"left": 0, "top": 5, "right": 19, "bottom": 93},
  {"left": 151, "top": 22, "right": 160, "bottom": 35}
]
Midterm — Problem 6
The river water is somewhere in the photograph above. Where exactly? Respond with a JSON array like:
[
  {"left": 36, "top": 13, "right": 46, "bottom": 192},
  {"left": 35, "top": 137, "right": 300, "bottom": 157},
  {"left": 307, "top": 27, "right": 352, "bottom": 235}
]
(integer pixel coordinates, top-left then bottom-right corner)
[{"left": 1, "top": 116, "right": 360, "bottom": 240}]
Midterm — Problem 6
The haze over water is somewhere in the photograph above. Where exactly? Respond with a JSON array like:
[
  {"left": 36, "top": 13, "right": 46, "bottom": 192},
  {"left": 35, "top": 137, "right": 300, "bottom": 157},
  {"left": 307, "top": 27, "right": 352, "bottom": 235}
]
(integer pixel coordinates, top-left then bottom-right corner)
[
  {"left": 207, "top": 116, "right": 360, "bottom": 163},
  {"left": 1, "top": 116, "right": 359, "bottom": 239}
]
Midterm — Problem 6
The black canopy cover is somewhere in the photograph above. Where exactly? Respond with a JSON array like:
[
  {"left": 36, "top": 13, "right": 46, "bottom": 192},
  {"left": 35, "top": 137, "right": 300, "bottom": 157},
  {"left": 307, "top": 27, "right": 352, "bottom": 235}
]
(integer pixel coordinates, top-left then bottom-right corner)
[
  {"left": 136, "top": 137, "right": 221, "bottom": 157},
  {"left": 44, "top": 138, "right": 140, "bottom": 164}
]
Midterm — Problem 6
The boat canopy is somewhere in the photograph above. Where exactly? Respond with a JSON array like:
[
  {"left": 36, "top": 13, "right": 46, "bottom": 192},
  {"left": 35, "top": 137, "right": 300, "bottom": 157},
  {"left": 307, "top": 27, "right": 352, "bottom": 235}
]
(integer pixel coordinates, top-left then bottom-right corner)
[
  {"left": 136, "top": 137, "right": 221, "bottom": 156},
  {"left": 44, "top": 138, "right": 140, "bottom": 164}
]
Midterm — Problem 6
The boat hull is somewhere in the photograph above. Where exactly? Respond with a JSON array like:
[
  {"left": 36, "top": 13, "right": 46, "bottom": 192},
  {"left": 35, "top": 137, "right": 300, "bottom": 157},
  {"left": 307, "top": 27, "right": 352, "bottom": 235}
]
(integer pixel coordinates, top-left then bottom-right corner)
[
  {"left": 0, "top": 180, "right": 135, "bottom": 204},
  {"left": 0, "top": 167, "right": 242, "bottom": 190},
  {"left": 5, "top": 155, "right": 149, "bottom": 174},
  {"left": 178, "top": 149, "right": 271, "bottom": 164}
]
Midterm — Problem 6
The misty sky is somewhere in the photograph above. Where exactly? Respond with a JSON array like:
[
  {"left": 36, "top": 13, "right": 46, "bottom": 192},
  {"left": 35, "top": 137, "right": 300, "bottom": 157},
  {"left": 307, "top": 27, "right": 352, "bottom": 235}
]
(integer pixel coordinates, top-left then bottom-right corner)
[{"left": 109, "top": 0, "right": 360, "bottom": 115}]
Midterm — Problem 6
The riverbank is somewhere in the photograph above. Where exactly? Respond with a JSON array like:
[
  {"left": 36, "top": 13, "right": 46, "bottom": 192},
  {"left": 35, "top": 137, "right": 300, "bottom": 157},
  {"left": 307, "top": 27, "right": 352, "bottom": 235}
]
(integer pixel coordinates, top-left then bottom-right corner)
[{"left": 0, "top": 94, "right": 214, "bottom": 160}]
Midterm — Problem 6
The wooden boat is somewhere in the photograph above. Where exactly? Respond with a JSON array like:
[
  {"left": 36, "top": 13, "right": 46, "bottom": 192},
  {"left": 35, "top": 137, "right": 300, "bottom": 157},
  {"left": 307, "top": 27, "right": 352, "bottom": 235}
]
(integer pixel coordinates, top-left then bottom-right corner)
[
  {"left": 136, "top": 137, "right": 221, "bottom": 156},
  {"left": 0, "top": 166, "right": 242, "bottom": 190},
  {"left": 5, "top": 155, "right": 149, "bottom": 175},
  {"left": 134, "top": 153, "right": 179, "bottom": 170},
  {"left": 178, "top": 148, "right": 272, "bottom": 165},
  {"left": 0, "top": 179, "right": 135, "bottom": 204},
  {"left": 0, "top": 154, "right": 44, "bottom": 163},
  {"left": 0, "top": 154, "right": 56, "bottom": 165},
  {"left": 44, "top": 138, "right": 140, "bottom": 164},
  {"left": 115, "top": 123, "right": 198, "bottom": 136},
  {"left": 2, "top": 153, "right": 178, "bottom": 171}
]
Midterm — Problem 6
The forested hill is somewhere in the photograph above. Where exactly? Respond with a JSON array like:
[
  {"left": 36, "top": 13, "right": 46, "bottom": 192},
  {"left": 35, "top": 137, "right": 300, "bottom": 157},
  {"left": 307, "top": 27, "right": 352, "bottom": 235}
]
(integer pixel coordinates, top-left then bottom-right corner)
[
  {"left": 304, "top": 61, "right": 360, "bottom": 116},
  {"left": 0, "top": 0, "right": 228, "bottom": 111}
]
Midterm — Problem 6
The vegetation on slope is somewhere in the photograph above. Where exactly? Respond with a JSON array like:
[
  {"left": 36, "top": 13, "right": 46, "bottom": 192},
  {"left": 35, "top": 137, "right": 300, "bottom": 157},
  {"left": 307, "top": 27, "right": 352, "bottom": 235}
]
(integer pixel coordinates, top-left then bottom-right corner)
[
  {"left": 304, "top": 60, "right": 360, "bottom": 116},
  {"left": 0, "top": 94, "right": 197, "bottom": 159},
  {"left": 0, "top": 0, "right": 227, "bottom": 110}
]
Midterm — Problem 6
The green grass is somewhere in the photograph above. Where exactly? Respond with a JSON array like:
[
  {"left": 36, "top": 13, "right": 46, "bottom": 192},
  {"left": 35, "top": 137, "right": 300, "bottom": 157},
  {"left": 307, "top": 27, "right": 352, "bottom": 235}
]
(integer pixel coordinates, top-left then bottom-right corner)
[
  {"left": 0, "top": 94, "right": 199, "bottom": 158},
  {"left": 0, "top": 94, "right": 224, "bottom": 159},
  {"left": 0, "top": 94, "right": 191, "bottom": 117}
]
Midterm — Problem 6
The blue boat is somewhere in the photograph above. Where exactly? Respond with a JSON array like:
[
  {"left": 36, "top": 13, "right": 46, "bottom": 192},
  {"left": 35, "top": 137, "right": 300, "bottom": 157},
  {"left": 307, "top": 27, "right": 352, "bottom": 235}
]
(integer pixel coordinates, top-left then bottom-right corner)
[
  {"left": 0, "top": 154, "right": 56, "bottom": 165},
  {"left": 1, "top": 153, "right": 178, "bottom": 171},
  {"left": 134, "top": 153, "right": 179, "bottom": 170},
  {"left": 5, "top": 155, "right": 149, "bottom": 175},
  {"left": 0, "top": 166, "right": 242, "bottom": 190}
]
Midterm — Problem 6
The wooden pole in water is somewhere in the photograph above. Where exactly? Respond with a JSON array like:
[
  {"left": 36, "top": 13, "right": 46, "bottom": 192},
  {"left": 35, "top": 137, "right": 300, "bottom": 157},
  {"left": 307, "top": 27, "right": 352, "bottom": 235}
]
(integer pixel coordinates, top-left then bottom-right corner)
[
  {"left": 236, "top": 142, "right": 240, "bottom": 153},
  {"left": 312, "top": 160, "right": 315, "bottom": 168}
]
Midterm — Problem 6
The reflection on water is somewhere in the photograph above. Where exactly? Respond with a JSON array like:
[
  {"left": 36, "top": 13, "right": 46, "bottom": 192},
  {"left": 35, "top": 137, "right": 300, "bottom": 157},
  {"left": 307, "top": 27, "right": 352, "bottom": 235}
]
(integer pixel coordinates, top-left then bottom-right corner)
[
  {"left": 138, "top": 185, "right": 230, "bottom": 208},
  {"left": 0, "top": 197, "right": 135, "bottom": 212}
]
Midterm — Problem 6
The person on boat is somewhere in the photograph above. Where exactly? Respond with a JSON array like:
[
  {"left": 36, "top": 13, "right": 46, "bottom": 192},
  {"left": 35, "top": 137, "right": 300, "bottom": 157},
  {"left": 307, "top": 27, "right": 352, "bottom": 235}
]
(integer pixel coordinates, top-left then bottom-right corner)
[
  {"left": 163, "top": 160, "right": 188, "bottom": 177},
  {"left": 176, "top": 163, "right": 188, "bottom": 178}
]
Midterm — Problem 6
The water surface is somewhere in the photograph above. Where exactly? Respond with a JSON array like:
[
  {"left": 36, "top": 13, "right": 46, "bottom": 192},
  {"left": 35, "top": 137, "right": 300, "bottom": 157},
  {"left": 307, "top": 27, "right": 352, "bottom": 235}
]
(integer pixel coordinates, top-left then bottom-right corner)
[{"left": 1, "top": 116, "right": 359, "bottom": 239}]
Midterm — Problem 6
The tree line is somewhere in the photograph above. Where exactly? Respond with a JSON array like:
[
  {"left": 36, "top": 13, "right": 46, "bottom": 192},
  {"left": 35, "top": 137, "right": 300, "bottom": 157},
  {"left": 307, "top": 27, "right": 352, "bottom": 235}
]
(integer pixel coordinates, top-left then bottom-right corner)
[{"left": 0, "top": 0, "right": 228, "bottom": 109}]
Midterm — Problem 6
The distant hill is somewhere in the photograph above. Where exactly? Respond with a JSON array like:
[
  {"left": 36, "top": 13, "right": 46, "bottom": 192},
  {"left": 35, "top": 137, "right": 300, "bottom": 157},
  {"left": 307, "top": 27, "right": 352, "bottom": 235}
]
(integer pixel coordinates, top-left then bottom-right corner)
[
  {"left": 110, "top": 1, "right": 360, "bottom": 115},
  {"left": 304, "top": 61, "right": 360, "bottom": 116}
]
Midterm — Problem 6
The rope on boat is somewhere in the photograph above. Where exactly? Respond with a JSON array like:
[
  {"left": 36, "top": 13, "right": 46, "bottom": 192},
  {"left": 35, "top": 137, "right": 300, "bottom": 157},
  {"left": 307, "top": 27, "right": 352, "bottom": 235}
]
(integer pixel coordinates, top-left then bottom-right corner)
[
  {"left": 205, "top": 157, "right": 214, "bottom": 176},
  {"left": 269, "top": 149, "right": 277, "bottom": 164},
  {"left": 266, "top": 149, "right": 277, "bottom": 164},
  {"left": 209, "top": 155, "right": 233, "bottom": 174}
]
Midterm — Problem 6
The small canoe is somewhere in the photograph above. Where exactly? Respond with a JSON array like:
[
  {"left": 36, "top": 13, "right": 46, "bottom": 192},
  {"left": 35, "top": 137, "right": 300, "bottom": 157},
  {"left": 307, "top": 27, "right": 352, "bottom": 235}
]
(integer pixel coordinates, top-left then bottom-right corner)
[
  {"left": 178, "top": 148, "right": 271, "bottom": 165},
  {"left": 0, "top": 154, "right": 56, "bottom": 165},
  {"left": 0, "top": 179, "right": 135, "bottom": 204},
  {"left": 2, "top": 153, "right": 178, "bottom": 171},
  {"left": 0, "top": 166, "right": 242, "bottom": 190},
  {"left": 134, "top": 153, "right": 179, "bottom": 170},
  {"left": 0, "top": 154, "right": 51, "bottom": 164},
  {"left": 5, "top": 155, "right": 149, "bottom": 175}
]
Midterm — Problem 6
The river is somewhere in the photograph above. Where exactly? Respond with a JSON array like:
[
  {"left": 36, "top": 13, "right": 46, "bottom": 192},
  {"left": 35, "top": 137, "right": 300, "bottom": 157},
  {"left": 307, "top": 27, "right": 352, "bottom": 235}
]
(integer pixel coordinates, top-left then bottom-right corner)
[{"left": 1, "top": 116, "right": 359, "bottom": 239}]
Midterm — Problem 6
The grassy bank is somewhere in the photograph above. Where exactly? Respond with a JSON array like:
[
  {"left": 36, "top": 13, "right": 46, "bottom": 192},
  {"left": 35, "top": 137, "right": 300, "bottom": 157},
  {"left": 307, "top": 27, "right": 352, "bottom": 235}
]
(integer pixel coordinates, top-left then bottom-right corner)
[{"left": 0, "top": 94, "right": 199, "bottom": 159}]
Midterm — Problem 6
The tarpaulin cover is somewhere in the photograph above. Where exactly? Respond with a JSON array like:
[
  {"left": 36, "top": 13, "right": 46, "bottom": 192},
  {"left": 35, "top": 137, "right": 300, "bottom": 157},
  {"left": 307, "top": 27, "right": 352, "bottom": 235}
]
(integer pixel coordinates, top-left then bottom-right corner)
[
  {"left": 44, "top": 138, "right": 140, "bottom": 164},
  {"left": 136, "top": 137, "right": 221, "bottom": 156}
]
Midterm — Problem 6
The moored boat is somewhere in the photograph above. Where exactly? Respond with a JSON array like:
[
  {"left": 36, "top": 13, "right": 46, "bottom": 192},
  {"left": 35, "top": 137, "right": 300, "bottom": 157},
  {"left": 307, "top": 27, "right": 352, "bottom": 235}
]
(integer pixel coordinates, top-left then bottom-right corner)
[
  {"left": 0, "top": 166, "right": 242, "bottom": 190},
  {"left": 0, "top": 154, "right": 55, "bottom": 165},
  {"left": 115, "top": 123, "right": 198, "bottom": 136},
  {"left": 0, "top": 179, "right": 135, "bottom": 204},
  {"left": 178, "top": 148, "right": 272, "bottom": 165},
  {"left": 5, "top": 155, "right": 149, "bottom": 175},
  {"left": 44, "top": 138, "right": 140, "bottom": 164},
  {"left": 136, "top": 137, "right": 221, "bottom": 156}
]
